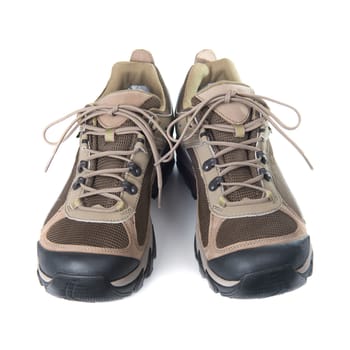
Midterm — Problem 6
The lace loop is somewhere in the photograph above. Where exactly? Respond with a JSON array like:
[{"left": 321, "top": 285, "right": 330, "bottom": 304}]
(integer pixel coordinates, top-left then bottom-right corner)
[
  {"left": 157, "top": 89, "right": 312, "bottom": 202},
  {"left": 44, "top": 104, "right": 173, "bottom": 207}
]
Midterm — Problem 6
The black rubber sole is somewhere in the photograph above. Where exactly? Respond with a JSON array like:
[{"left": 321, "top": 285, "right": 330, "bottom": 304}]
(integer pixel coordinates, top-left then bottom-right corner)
[
  {"left": 38, "top": 232, "right": 156, "bottom": 302},
  {"left": 177, "top": 146, "right": 313, "bottom": 298},
  {"left": 195, "top": 239, "right": 313, "bottom": 299}
]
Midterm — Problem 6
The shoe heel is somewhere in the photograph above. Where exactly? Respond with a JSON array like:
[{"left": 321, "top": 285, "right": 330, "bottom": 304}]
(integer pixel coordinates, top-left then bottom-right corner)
[{"left": 176, "top": 146, "right": 197, "bottom": 199}]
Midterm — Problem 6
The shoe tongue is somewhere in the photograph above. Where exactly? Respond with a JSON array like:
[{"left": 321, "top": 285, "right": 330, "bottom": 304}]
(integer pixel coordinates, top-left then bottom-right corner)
[
  {"left": 194, "top": 81, "right": 262, "bottom": 202},
  {"left": 195, "top": 82, "right": 254, "bottom": 125},
  {"left": 95, "top": 90, "right": 161, "bottom": 128}
]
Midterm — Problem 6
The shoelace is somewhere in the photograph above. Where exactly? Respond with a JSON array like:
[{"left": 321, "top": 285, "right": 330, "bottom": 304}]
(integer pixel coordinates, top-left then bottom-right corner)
[
  {"left": 157, "top": 89, "right": 312, "bottom": 204},
  {"left": 44, "top": 103, "right": 173, "bottom": 208}
]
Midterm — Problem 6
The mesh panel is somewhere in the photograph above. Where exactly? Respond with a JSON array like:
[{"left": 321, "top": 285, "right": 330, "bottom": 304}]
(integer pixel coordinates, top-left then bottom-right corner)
[
  {"left": 216, "top": 210, "right": 297, "bottom": 248},
  {"left": 135, "top": 160, "right": 153, "bottom": 246},
  {"left": 47, "top": 218, "right": 129, "bottom": 249},
  {"left": 188, "top": 149, "right": 210, "bottom": 247}
]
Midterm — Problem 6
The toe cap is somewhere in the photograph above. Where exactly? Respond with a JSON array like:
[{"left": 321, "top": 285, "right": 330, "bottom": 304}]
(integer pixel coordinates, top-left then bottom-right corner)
[
  {"left": 208, "top": 236, "right": 310, "bottom": 281},
  {"left": 37, "top": 242, "right": 139, "bottom": 281}
]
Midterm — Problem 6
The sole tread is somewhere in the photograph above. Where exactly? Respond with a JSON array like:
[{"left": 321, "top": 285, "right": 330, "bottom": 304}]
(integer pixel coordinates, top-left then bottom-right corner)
[
  {"left": 194, "top": 239, "right": 313, "bottom": 298},
  {"left": 38, "top": 233, "right": 156, "bottom": 302}
]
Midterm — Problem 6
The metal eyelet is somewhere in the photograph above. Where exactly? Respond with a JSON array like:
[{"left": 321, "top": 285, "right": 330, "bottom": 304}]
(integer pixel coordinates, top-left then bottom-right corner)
[
  {"left": 122, "top": 181, "right": 138, "bottom": 195},
  {"left": 72, "top": 177, "right": 86, "bottom": 190},
  {"left": 199, "top": 130, "right": 212, "bottom": 140},
  {"left": 256, "top": 151, "right": 267, "bottom": 164},
  {"left": 259, "top": 126, "right": 272, "bottom": 142},
  {"left": 259, "top": 168, "right": 272, "bottom": 181},
  {"left": 128, "top": 162, "right": 142, "bottom": 177},
  {"left": 259, "top": 126, "right": 272, "bottom": 133},
  {"left": 78, "top": 160, "right": 88, "bottom": 173},
  {"left": 202, "top": 158, "right": 217, "bottom": 171},
  {"left": 208, "top": 176, "right": 223, "bottom": 191},
  {"left": 136, "top": 138, "right": 145, "bottom": 144}
]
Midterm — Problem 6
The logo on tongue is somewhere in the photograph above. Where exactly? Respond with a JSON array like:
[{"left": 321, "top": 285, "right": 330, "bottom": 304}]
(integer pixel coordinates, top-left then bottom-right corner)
[{"left": 128, "top": 85, "right": 150, "bottom": 93}]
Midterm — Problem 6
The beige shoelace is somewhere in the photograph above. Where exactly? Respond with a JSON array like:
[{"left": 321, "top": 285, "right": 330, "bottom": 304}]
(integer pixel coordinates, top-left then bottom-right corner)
[
  {"left": 157, "top": 89, "right": 312, "bottom": 204},
  {"left": 44, "top": 104, "right": 173, "bottom": 208}
]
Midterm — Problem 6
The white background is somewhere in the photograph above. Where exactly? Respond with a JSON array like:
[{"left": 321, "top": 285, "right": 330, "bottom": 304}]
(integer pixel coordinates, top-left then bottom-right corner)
[{"left": 0, "top": 0, "right": 349, "bottom": 349}]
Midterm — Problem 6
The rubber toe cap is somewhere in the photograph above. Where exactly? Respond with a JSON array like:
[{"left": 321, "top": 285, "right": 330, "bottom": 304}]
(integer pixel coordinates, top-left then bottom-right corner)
[
  {"left": 208, "top": 236, "right": 310, "bottom": 281},
  {"left": 37, "top": 242, "right": 139, "bottom": 281}
]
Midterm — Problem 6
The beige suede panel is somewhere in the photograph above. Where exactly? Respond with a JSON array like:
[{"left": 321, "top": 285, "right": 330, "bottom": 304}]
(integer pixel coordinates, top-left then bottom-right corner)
[
  {"left": 195, "top": 82, "right": 253, "bottom": 125},
  {"left": 182, "top": 63, "right": 210, "bottom": 109},
  {"left": 130, "top": 49, "right": 154, "bottom": 64},
  {"left": 99, "top": 62, "right": 167, "bottom": 111},
  {"left": 206, "top": 213, "right": 225, "bottom": 254},
  {"left": 199, "top": 204, "right": 308, "bottom": 261},
  {"left": 40, "top": 206, "right": 148, "bottom": 259},
  {"left": 96, "top": 90, "right": 161, "bottom": 128},
  {"left": 205, "top": 59, "right": 241, "bottom": 84},
  {"left": 195, "top": 49, "right": 217, "bottom": 63}
]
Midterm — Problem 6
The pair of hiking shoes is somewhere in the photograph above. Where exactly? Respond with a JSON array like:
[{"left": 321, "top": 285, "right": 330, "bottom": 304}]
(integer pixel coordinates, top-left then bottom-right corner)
[{"left": 37, "top": 49, "right": 313, "bottom": 301}]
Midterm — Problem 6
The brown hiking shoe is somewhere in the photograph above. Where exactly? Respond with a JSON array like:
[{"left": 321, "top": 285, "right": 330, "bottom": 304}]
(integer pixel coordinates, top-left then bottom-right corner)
[
  {"left": 172, "top": 50, "right": 313, "bottom": 298},
  {"left": 37, "top": 50, "right": 174, "bottom": 301}
]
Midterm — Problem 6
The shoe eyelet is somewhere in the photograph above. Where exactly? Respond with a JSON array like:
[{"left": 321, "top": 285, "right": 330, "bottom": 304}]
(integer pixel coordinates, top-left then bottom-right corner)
[
  {"left": 208, "top": 176, "right": 223, "bottom": 191},
  {"left": 259, "top": 126, "right": 272, "bottom": 133},
  {"left": 136, "top": 138, "right": 145, "bottom": 144},
  {"left": 202, "top": 158, "right": 217, "bottom": 171},
  {"left": 256, "top": 151, "right": 267, "bottom": 164},
  {"left": 128, "top": 162, "right": 142, "bottom": 177},
  {"left": 78, "top": 160, "right": 88, "bottom": 173},
  {"left": 72, "top": 177, "right": 86, "bottom": 190},
  {"left": 122, "top": 180, "right": 138, "bottom": 195},
  {"left": 199, "top": 130, "right": 212, "bottom": 140},
  {"left": 259, "top": 168, "right": 272, "bottom": 181}
]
